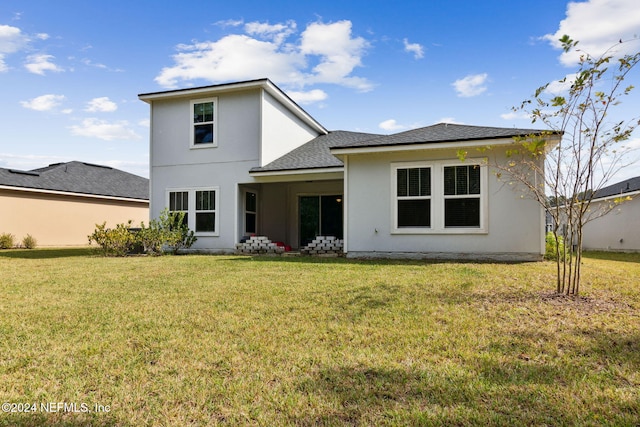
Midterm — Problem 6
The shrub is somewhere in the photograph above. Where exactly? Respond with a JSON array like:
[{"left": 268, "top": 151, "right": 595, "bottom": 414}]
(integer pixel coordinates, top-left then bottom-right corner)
[
  {"left": 22, "top": 234, "right": 37, "bottom": 249},
  {"left": 545, "top": 231, "right": 566, "bottom": 261},
  {"left": 0, "top": 233, "right": 15, "bottom": 249},
  {"left": 165, "top": 210, "right": 197, "bottom": 254},
  {"left": 138, "top": 209, "right": 197, "bottom": 255},
  {"left": 88, "top": 221, "right": 137, "bottom": 257}
]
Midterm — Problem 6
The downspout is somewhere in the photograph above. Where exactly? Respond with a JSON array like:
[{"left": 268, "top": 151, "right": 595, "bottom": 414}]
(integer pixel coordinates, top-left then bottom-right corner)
[{"left": 343, "top": 155, "right": 349, "bottom": 255}]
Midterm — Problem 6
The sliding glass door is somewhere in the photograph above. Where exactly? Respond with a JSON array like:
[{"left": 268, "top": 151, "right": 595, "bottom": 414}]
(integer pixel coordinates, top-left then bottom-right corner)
[{"left": 299, "top": 195, "right": 343, "bottom": 247}]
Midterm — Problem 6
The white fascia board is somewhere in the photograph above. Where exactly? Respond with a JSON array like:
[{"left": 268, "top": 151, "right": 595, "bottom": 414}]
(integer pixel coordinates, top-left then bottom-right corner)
[
  {"left": 138, "top": 79, "right": 328, "bottom": 135},
  {"left": 0, "top": 185, "right": 149, "bottom": 204},
  {"left": 261, "top": 81, "right": 328, "bottom": 135},
  {"left": 138, "top": 80, "right": 270, "bottom": 102},
  {"left": 249, "top": 167, "right": 343, "bottom": 177},
  {"left": 330, "top": 135, "right": 560, "bottom": 156},
  {"left": 591, "top": 189, "right": 640, "bottom": 203},
  {"left": 249, "top": 168, "right": 343, "bottom": 183}
]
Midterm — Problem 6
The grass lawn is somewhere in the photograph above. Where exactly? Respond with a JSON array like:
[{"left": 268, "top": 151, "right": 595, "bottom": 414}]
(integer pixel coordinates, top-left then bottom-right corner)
[{"left": 0, "top": 249, "right": 638, "bottom": 426}]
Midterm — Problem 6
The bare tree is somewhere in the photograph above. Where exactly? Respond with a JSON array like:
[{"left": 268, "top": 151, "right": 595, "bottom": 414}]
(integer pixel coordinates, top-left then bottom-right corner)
[{"left": 492, "top": 36, "right": 639, "bottom": 295}]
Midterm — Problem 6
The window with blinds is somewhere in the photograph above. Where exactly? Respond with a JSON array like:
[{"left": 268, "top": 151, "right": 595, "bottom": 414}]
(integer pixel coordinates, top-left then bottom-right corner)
[{"left": 396, "top": 167, "right": 431, "bottom": 228}]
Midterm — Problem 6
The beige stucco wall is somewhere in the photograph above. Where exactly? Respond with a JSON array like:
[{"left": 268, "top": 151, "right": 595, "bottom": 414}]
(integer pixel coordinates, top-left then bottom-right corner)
[{"left": 0, "top": 188, "right": 149, "bottom": 247}]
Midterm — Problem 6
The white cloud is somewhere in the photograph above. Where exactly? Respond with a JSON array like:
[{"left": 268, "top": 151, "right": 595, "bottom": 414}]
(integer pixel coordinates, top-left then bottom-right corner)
[
  {"left": 155, "top": 35, "right": 305, "bottom": 88},
  {"left": 379, "top": 119, "right": 406, "bottom": 131},
  {"left": 245, "top": 20, "right": 297, "bottom": 44},
  {"left": 0, "top": 24, "right": 29, "bottom": 71},
  {"left": 438, "top": 117, "right": 464, "bottom": 125},
  {"left": 500, "top": 111, "right": 531, "bottom": 121},
  {"left": 452, "top": 73, "right": 488, "bottom": 97},
  {"left": 403, "top": 38, "right": 424, "bottom": 59},
  {"left": 24, "top": 54, "right": 63, "bottom": 75},
  {"left": 544, "top": 0, "right": 640, "bottom": 66},
  {"left": 0, "top": 153, "right": 68, "bottom": 171},
  {"left": 215, "top": 19, "right": 244, "bottom": 28},
  {"left": 20, "top": 94, "right": 66, "bottom": 111},
  {"left": 69, "top": 118, "right": 141, "bottom": 141},
  {"left": 85, "top": 97, "right": 118, "bottom": 112},
  {"left": 299, "top": 20, "right": 372, "bottom": 91},
  {"left": 544, "top": 73, "right": 578, "bottom": 95},
  {"left": 286, "top": 89, "right": 328, "bottom": 105},
  {"left": 155, "top": 19, "right": 373, "bottom": 95},
  {"left": 0, "top": 24, "right": 28, "bottom": 53}
]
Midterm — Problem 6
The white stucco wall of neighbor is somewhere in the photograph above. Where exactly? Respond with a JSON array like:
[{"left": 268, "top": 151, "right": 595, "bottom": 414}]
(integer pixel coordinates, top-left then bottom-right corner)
[
  {"left": 343, "top": 149, "right": 545, "bottom": 261},
  {"left": 581, "top": 197, "right": 640, "bottom": 252}
]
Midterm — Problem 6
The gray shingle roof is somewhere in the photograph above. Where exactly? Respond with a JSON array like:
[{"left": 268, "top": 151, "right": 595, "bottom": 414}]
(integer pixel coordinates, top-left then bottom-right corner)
[
  {"left": 251, "top": 123, "right": 554, "bottom": 174},
  {"left": 331, "top": 123, "right": 553, "bottom": 149},
  {"left": 250, "top": 130, "right": 382, "bottom": 172},
  {"left": 593, "top": 175, "right": 640, "bottom": 199},
  {"left": 0, "top": 161, "right": 149, "bottom": 200}
]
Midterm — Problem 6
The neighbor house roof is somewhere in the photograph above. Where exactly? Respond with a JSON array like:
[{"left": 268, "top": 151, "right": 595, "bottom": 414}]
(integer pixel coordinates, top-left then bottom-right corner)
[
  {"left": 250, "top": 130, "right": 382, "bottom": 173},
  {"left": 331, "top": 123, "right": 555, "bottom": 150},
  {"left": 0, "top": 161, "right": 149, "bottom": 201},
  {"left": 592, "top": 175, "right": 640, "bottom": 200}
]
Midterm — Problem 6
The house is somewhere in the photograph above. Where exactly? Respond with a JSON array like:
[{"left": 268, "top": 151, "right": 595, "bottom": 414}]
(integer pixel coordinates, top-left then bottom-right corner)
[
  {"left": 139, "top": 78, "right": 558, "bottom": 260},
  {"left": 581, "top": 176, "right": 640, "bottom": 252},
  {"left": 0, "top": 161, "right": 149, "bottom": 247}
]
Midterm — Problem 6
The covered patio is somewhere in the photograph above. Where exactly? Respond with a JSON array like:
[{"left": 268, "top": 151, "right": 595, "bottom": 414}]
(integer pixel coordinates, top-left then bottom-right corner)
[{"left": 237, "top": 178, "right": 344, "bottom": 252}]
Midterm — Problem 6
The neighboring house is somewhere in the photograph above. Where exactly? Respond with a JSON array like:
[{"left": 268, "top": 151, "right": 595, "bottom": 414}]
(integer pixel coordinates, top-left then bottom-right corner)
[
  {"left": 581, "top": 176, "right": 640, "bottom": 252},
  {"left": 0, "top": 161, "right": 149, "bottom": 247},
  {"left": 139, "top": 78, "right": 558, "bottom": 260}
]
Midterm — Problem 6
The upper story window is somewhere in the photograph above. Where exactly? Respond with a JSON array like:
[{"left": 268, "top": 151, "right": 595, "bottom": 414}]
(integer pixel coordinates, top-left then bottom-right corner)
[{"left": 190, "top": 98, "right": 217, "bottom": 148}]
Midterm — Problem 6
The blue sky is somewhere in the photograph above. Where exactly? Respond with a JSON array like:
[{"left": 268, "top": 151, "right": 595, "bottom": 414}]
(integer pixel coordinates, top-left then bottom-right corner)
[{"left": 1, "top": 0, "right": 639, "bottom": 181}]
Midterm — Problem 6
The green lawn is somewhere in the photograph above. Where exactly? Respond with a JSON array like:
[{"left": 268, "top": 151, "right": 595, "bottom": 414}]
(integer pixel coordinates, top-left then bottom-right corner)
[{"left": 0, "top": 249, "right": 638, "bottom": 426}]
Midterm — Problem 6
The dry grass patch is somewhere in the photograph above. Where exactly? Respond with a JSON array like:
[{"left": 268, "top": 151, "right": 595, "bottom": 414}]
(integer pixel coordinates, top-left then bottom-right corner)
[{"left": 0, "top": 249, "right": 638, "bottom": 425}]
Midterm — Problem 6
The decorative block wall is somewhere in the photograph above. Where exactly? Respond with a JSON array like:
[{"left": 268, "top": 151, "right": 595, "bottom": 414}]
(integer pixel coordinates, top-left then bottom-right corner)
[
  {"left": 235, "top": 236, "right": 285, "bottom": 255},
  {"left": 301, "top": 236, "right": 344, "bottom": 256}
]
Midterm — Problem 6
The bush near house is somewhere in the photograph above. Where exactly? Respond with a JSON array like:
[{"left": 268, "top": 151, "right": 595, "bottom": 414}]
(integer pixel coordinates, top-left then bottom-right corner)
[
  {"left": 0, "top": 232, "right": 15, "bottom": 249},
  {"left": 545, "top": 231, "right": 566, "bottom": 261},
  {"left": 88, "top": 210, "right": 196, "bottom": 256},
  {"left": 21, "top": 234, "right": 37, "bottom": 249}
]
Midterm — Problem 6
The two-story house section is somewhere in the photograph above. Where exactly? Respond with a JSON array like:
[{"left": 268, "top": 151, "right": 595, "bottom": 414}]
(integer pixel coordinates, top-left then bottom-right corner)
[
  {"left": 140, "top": 78, "right": 559, "bottom": 260},
  {"left": 139, "top": 79, "right": 332, "bottom": 252}
]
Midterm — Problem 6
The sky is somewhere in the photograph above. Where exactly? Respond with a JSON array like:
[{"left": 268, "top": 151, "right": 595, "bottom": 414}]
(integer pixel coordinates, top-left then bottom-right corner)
[{"left": 1, "top": 0, "right": 640, "bottom": 182}]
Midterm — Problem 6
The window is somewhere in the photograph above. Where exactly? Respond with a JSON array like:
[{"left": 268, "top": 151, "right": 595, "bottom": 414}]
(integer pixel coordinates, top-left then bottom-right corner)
[
  {"left": 392, "top": 160, "right": 486, "bottom": 234},
  {"left": 195, "top": 190, "right": 216, "bottom": 232},
  {"left": 169, "top": 191, "right": 188, "bottom": 226},
  {"left": 190, "top": 98, "right": 217, "bottom": 147},
  {"left": 167, "top": 187, "right": 219, "bottom": 235},
  {"left": 444, "top": 165, "right": 481, "bottom": 228},
  {"left": 245, "top": 191, "right": 257, "bottom": 234},
  {"left": 395, "top": 167, "right": 431, "bottom": 228}
]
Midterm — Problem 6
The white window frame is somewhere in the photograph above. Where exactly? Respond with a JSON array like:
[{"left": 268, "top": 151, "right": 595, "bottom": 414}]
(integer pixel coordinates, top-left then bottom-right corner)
[
  {"left": 391, "top": 159, "right": 488, "bottom": 234},
  {"left": 190, "top": 97, "right": 218, "bottom": 149},
  {"left": 442, "top": 163, "right": 483, "bottom": 229},
  {"left": 166, "top": 187, "right": 220, "bottom": 236},
  {"left": 391, "top": 162, "right": 433, "bottom": 232}
]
